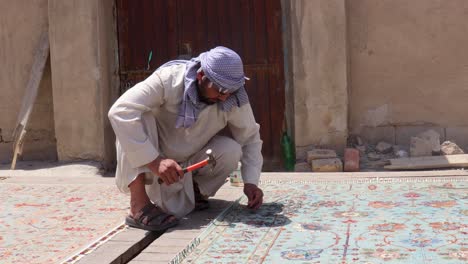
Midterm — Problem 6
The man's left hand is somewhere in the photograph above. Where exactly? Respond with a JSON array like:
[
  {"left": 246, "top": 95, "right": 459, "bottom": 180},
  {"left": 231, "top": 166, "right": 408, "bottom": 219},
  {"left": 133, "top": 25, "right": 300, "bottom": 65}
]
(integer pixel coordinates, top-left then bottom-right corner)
[{"left": 243, "top": 183, "right": 263, "bottom": 210}]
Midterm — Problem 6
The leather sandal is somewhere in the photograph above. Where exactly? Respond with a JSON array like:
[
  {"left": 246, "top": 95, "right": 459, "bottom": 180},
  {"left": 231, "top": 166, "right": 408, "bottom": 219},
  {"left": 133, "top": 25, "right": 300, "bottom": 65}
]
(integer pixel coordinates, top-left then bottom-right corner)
[{"left": 125, "top": 203, "right": 179, "bottom": 231}]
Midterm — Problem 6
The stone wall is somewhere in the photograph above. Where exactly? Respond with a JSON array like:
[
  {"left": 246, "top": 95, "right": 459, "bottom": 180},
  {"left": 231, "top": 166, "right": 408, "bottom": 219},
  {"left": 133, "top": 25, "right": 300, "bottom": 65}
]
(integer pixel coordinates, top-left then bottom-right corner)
[
  {"left": 0, "top": 0, "right": 117, "bottom": 166},
  {"left": 0, "top": 0, "right": 56, "bottom": 163},
  {"left": 49, "top": 0, "right": 118, "bottom": 167},
  {"left": 288, "top": 0, "right": 349, "bottom": 155},
  {"left": 347, "top": 0, "right": 468, "bottom": 150},
  {"left": 1, "top": 0, "right": 467, "bottom": 166}
]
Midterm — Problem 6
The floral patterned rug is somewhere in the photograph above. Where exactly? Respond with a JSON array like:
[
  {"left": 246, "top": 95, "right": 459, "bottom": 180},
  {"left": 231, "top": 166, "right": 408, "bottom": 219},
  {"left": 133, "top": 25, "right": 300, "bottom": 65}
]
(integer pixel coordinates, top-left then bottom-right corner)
[
  {"left": 177, "top": 177, "right": 467, "bottom": 264},
  {"left": 0, "top": 183, "right": 128, "bottom": 264}
]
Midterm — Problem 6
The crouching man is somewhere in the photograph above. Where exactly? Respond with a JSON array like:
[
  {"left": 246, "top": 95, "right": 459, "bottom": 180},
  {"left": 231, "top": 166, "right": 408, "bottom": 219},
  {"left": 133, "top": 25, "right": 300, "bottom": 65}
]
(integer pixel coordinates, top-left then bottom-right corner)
[{"left": 108, "top": 47, "right": 264, "bottom": 231}]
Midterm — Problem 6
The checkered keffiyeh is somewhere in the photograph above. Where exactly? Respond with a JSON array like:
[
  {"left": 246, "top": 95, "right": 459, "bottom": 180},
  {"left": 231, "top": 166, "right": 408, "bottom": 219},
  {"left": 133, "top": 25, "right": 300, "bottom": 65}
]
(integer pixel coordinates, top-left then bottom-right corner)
[{"left": 157, "top": 46, "right": 250, "bottom": 128}]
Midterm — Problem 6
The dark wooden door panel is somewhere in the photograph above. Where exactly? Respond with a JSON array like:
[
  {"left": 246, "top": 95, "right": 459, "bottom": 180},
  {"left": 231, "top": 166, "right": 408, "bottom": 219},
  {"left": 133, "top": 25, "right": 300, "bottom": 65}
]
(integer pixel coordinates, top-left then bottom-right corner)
[
  {"left": 116, "top": 0, "right": 285, "bottom": 170},
  {"left": 116, "top": 0, "right": 177, "bottom": 71}
]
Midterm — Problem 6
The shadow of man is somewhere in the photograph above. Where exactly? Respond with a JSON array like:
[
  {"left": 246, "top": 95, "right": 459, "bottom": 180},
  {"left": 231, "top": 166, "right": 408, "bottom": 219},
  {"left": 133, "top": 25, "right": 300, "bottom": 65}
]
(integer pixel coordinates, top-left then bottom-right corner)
[{"left": 216, "top": 201, "right": 292, "bottom": 228}]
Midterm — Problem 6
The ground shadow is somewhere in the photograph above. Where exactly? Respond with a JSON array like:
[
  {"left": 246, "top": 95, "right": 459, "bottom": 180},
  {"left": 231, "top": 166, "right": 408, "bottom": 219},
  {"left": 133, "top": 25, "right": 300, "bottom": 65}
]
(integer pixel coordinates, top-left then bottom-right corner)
[
  {"left": 167, "top": 199, "right": 291, "bottom": 234},
  {"left": 166, "top": 198, "right": 237, "bottom": 232},
  {"left": 220, "top": 201, "right": 292, "bottom": 228}
]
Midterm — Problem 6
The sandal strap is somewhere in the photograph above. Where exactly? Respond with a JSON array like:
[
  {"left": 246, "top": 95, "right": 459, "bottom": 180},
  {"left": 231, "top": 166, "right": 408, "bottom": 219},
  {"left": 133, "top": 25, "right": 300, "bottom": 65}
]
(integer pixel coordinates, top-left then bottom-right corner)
[
  {"left": 134, "top": 203, "right": 156, "bottom": 220},
  {"left": 135, "top": 203, "right": 171, "bottom": 225}
]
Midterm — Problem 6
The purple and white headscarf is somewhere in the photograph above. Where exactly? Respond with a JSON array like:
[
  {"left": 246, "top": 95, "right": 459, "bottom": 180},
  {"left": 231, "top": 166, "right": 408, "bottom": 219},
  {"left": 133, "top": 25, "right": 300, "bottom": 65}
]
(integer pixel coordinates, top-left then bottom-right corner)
[{"left": 158, "top": 46, "right": 250, "bottom": 128}]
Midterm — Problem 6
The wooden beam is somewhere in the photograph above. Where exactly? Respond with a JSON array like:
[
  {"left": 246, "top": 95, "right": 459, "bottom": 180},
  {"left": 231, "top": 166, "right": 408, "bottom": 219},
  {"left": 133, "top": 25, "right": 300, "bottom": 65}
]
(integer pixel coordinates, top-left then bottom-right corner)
[
  {"left": 11, "top": 31, "right": 50, "bottom": 169},
  {"left": 384, "top": 154, "right": 468, "bottom": 170}
]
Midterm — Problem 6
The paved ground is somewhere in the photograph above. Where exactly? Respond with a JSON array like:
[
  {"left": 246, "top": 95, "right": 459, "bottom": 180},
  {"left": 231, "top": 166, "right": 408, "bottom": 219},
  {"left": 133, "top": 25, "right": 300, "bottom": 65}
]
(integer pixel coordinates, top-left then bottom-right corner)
[{"left": 1, "top": 162, "right": 467, "bottom": 264}]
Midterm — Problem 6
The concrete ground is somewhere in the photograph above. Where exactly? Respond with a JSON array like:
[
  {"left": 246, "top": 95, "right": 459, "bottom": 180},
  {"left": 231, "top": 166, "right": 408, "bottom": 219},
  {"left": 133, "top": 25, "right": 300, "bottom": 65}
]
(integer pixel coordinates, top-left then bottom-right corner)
[{"left": 1, "top": 161, "right": 467, "bottom": 264}]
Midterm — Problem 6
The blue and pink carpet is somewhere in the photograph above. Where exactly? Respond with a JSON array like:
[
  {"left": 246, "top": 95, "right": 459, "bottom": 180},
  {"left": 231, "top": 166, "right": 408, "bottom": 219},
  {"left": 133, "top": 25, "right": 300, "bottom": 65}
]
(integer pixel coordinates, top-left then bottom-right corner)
[{"left": 178, "top": 176, "right": 467, "bottom": 263}]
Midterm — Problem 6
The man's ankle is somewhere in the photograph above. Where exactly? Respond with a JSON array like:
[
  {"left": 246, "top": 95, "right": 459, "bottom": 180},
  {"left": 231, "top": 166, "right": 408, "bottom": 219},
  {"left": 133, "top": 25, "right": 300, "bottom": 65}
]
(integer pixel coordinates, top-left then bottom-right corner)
[
  {"left": 129, "top": 173, "right": 151, "bottom": 216},
  {"left": 130, "top": 199, "right": 151, "bottom": 216}
]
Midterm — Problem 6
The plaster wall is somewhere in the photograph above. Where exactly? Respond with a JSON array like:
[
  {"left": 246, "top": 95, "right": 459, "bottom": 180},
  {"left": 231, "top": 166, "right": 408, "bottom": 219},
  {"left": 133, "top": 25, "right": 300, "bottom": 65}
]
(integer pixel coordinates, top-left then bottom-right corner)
[
  {"left": 348, "top": 0, "right": 468, "bottom": 149},
  {"left": 288, "top": 0, "right": 348, "bottom": 153},
  {"left": 49, "top": 0, "right": 117, "bottom": 165},
  {"left": 0, "top": 0, "right": 56, "bottom": 164}
]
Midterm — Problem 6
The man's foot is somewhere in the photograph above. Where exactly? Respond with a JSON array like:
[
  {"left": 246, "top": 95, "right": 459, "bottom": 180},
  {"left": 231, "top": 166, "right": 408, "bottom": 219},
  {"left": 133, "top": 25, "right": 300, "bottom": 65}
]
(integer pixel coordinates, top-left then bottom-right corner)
[
  {"left": 193, "top": 180, "right": 210, "bottom": 211},
  {"left": 125, "top": 203, "right": 179, "bottom": 231}
]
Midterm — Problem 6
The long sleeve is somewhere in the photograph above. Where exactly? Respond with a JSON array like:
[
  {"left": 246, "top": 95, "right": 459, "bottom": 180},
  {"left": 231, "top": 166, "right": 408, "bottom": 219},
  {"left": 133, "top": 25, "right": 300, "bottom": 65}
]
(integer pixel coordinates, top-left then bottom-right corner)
[
  {"left": 227, "top": 104, "right": 263, "bottom": 185},
  {"left": 108, "top": 74, "right": 165, "bottom": 168}
]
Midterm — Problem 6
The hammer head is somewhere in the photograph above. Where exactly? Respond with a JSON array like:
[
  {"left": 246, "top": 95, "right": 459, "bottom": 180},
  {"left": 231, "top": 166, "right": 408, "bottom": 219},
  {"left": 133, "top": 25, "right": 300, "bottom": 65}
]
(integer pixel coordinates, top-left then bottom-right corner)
[{"left": 206, "top": 149, "right": 216, "bottom": 168}]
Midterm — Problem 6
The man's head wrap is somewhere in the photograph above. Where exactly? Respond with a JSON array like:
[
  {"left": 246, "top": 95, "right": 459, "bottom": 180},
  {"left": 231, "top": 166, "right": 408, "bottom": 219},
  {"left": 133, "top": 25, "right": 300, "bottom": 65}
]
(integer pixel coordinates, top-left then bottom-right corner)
[{"left": 158, "top": 46, "right": 250, "bottom": 128}]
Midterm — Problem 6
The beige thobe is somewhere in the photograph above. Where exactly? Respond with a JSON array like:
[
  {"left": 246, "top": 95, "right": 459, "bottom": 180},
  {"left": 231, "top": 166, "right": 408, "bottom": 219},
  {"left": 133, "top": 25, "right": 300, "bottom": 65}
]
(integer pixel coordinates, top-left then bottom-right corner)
[{"left": 108, "top": 64, "right": 263, "bottom": 217}]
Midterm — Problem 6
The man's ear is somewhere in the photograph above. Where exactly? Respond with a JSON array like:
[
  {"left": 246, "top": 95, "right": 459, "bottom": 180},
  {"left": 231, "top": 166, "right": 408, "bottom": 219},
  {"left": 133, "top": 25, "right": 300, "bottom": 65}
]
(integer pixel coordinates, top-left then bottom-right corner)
[{"left": 196, "top": 70, "right": 204, "bottom": 81}]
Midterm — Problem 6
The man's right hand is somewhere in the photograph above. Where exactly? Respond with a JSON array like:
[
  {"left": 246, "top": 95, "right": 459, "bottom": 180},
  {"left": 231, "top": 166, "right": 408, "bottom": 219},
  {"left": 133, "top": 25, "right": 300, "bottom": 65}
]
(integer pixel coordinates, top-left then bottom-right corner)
[{"left": 147, "top": 157, "right": 184, "bottom": 185}]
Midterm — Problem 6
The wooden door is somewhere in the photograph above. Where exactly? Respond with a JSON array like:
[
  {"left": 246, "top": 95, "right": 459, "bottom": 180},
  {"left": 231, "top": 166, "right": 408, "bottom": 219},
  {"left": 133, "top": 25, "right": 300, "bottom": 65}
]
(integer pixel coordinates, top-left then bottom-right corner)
[{"left": 116, "top": 0, "right": 285, "bottom": 170}]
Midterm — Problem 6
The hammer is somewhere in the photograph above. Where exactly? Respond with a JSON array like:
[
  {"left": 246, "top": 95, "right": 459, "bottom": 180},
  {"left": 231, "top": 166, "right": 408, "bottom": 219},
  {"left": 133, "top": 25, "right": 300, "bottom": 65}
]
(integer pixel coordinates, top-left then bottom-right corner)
[{"left": 157, "top": 149, "right": 216, "bottom": 184}]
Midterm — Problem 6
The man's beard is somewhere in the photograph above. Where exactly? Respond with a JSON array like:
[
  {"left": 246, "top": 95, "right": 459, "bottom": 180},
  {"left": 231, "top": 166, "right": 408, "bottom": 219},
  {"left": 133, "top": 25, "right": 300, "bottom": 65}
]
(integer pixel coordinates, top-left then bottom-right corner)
[
  {"left": 196, "top": 81, "right": 217, "bottom": 105},
  {"left": 199, "top": 95, "right": 217, "bottom": 105}
]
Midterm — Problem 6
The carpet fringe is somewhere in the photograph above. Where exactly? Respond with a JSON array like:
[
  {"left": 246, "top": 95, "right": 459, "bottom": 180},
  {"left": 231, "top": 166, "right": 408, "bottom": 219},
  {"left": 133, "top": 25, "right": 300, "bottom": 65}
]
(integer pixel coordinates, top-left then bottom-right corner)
[
  {"left": 61, "top": 222, "right": 126, "bottom": 264},
  {"left": 259, "top": 176, "right": 468, "bottom": 185}
]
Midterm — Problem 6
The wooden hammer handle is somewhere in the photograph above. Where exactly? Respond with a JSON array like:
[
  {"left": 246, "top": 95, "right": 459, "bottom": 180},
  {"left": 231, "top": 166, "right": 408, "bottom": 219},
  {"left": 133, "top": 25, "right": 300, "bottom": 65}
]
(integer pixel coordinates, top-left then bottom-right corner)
[
  {"left": 183, "top": 158, "right": 209, "bottom": 172},
  {"left": 157, "top": 158, "right": 210, "bottom": 184}
]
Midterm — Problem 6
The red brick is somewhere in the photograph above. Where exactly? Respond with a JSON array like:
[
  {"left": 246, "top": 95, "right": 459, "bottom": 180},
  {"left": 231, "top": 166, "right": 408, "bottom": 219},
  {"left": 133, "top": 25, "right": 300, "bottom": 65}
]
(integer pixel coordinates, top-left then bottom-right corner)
[{"left": 344, "top": 148, "right": 360, "bottom": 172}]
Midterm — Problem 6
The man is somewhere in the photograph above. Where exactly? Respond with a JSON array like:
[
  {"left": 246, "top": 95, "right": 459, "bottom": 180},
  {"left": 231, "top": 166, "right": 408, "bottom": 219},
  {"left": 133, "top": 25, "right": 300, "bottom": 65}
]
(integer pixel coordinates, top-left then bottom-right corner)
[{"left": 108, "top": 46, "right": 264, "bottom": 231}]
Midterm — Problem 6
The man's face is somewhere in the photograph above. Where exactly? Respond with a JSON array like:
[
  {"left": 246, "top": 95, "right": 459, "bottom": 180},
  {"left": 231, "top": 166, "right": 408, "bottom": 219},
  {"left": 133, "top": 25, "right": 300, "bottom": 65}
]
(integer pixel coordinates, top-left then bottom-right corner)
[{"left": 197, "top": 72, "right": 231, "bottom": 105}]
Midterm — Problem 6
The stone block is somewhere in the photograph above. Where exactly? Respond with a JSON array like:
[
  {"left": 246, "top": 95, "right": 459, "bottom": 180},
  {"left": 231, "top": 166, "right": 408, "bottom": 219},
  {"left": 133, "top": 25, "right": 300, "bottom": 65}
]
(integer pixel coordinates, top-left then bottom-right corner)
[
  {"left": 294, "top": 162, "right": 312, "bottom": 172},
  {"left": 409, "top": 129, "right": 442, "bottom": 157},
  {"left": 295, "top": 144, "right": 315, "bottom": 162},
  {"left": 307, "top": 149, "right": 337, "bottom": 164},
  {"left": 410, "top": 137, "right": 433, "bottom": 157},
  {"left": 311, "top": 158, "right": 343, "bottom": 172},
  {"left": 344, "top": 148, "right": 359, "bottom": 172},
  {"left": 441, "top": 141, "right": 464, "bottom": 155},
  {"left": 446, "top": 126, "right": 468, "bottom": 152},
  {"left": 376, "top": 141, "right": 393, "bottom": 153},
  {"left": 417, "top": 130, "right": 441, "bottom": 152},
  {"left": 359, "top": 126, "right": 395, "bottom": 145},
  {"left": 395, "top": 126, "right": 445, "bottom": 147}
]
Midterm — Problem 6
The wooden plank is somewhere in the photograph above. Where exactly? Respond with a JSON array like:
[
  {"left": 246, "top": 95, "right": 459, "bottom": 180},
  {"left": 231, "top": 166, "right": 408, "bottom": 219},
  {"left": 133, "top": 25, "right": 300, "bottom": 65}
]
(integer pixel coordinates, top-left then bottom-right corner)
[
  {"left": 178, "top": 0, "right": 196, "bottom": 56},
  {"left": 252, "top": 0, "right": 267, "bottom": 64},
  {"left": 11, "top": 31, "right": 50, "bottom": 169},
  {"left": 194, "top": 0, "right": 207, "bottom": 53},
  {"left": 205, "top": 0, "right": 220, "bottom": 49},
  {"left": 227, "top": 0, "right": 242, "bottom": 54},
  {"left": 384, "top": 154, "right": 468, "bottom": 170},
  {"left": 240, "top": 0, "right": 254, "bottom": 64},
  {"left": 166, "top": 0, "right": 178, "bottom": 60}
]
